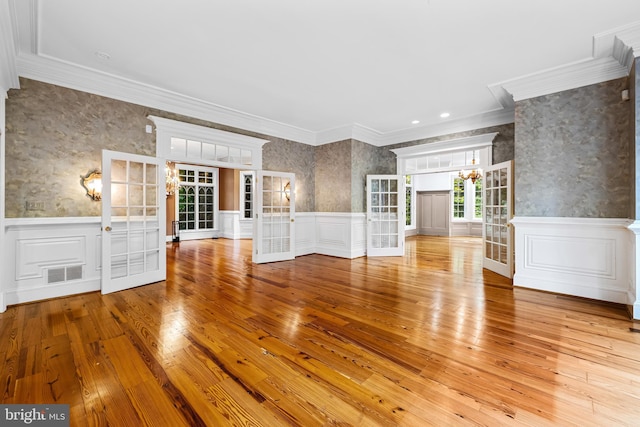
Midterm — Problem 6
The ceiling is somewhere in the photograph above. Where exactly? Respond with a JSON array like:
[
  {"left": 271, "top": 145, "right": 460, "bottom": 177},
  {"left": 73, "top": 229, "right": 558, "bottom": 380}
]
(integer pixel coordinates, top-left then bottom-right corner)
[{"left": 5, "top": 1, "right": 640, "bottom": 145}]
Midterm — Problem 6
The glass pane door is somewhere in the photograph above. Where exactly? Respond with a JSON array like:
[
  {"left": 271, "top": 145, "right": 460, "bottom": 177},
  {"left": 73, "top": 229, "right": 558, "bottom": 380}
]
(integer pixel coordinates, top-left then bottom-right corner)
[
  {"left": 101, "top": 150, "right": 166, "bottom": 294},
  {"left": 253, "top": 171, "right": 295, "bottom": 263},
  {"left": 367, "top": 175, "right": 405, "bottom": 257},
  {"left": 482, "top": 160, "right": 513, "bottom": 278}
]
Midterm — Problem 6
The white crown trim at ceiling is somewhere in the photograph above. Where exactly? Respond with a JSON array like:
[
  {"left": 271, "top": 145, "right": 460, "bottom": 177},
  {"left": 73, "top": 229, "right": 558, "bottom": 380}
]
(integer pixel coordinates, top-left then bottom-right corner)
[
  {"left": 5, "top": 2, "right": 638, "bottom": 146},
  {"left": 498, "top": 56, "right": 628, "bottom": 102},
  {"left": 15, "top": 50, "right": 515, "bottom": 148},
  {"left": 15, "top": 52, "right": 318, "bottom": 145},
  {"left": 498, "top": 21, "right": 640, "bottom": 102}
]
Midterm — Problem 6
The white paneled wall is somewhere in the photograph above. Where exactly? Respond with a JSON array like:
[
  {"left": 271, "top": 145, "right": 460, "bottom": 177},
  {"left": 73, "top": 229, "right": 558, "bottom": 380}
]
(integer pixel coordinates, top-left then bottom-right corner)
[
  {"left": 6, "top": 215, "right": 637, "bottom": 315},
  {"left": 218, "top": 212, "right": 365, "bottom": 258},
  {"left": 512, "top": 217, "right": 633, "bottom": 305},
  {"left": 314, "top": 213, "right": 367, "bottom": 259},
  {"left": 219, "top": 211, "right": 253, "bottom": 240},
  {"left": 4, "top": 217, "right": 102, "bottom": 306}
]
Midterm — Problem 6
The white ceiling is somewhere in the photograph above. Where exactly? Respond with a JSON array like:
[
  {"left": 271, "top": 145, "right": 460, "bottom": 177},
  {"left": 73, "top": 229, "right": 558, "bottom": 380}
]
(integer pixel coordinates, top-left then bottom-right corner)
[{"left": 6, "top": 0, "right": 640, "bottom": 145}]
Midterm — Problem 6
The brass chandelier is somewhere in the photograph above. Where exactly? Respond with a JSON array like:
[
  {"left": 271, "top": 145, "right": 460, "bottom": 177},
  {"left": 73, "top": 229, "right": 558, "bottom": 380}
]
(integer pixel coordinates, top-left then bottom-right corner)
[{"left": 458, "top": 157, "right": 482, "bottom": 184}]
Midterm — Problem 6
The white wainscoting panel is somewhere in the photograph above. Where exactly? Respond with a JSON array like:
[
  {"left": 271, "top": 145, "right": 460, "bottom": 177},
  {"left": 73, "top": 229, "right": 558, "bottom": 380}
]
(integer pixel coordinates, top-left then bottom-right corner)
[
  {"left": 315, "top": 213, "right": 367, "bottom": 259},
  {"left": 627, "top": 221, "right": 640, "bottom": 319},
  {"left": 0, "top": 213, "right": 371, "bottom": 311},
  {"left": 295, "top": 213, "right": 316, "bottom": 256},
  {"left": 512, "top": 217, "right": 632, "bottom": 304},
  {"left": 219, "top": 211, "right": 253, "bottom": 240},
  {"left": 4, "top": 217, "right": 102, "bottom": 307},
  {"left": 451, "top": 221, "right": 482, "bottom": 237}
]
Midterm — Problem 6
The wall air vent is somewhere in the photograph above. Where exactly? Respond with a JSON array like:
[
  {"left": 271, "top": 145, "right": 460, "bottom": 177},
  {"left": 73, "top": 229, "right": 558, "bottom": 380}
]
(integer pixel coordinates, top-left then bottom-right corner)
[{"left": 47, "top": 265, "right": 83, "bottom": 284}]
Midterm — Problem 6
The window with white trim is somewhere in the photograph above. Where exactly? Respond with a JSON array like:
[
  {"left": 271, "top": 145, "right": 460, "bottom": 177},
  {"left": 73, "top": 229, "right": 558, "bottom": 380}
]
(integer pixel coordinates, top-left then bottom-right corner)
[
  {"left": 452, "top": 175, "right": 482, "bottom": 221},
  {"left": 405, "top": 175, "right": 415, "bottom": 228},
  {"left": 176, "top": 164, "right": 218, "bottom": 236},
  {"left": 453, "top": 177, "right": 465, "bottom": 219},
  {"left": 240, "top": 171, "right": 254, "bottom": 220},
  {"left": 474, "top": 177, "right": 483, "bottom": 220}
]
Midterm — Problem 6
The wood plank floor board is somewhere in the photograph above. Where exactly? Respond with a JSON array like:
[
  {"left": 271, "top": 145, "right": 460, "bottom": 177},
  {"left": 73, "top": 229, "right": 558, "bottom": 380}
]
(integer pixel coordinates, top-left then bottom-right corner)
[{"left": 2, "top": 236, "right": 640, "bottom": 426}]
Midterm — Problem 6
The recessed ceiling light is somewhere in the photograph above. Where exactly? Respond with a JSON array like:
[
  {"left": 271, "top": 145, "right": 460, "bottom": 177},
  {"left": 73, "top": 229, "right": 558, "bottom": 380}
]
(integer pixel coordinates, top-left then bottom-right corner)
[
  {"left": 440, "top": 112, "right": 450, "bottom": 118},
  {"left": 95, "top": 51, "right": 111, "bottom": 60},
  {"left": 411, "top": 120, "right": 420, "bottom": 125}
]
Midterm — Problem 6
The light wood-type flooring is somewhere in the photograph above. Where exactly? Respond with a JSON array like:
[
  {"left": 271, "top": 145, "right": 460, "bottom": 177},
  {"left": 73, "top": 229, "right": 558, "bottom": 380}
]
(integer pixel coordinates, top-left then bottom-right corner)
[{"left": 1, "top": 236, "right": 640, "bottom": 426}]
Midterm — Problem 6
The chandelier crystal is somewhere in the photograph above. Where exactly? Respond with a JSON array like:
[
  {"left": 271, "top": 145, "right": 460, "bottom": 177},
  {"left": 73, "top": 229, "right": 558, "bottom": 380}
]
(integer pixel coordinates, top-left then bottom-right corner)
[{"left": 165, "top": 162, "right": 179, "bottom": 196}]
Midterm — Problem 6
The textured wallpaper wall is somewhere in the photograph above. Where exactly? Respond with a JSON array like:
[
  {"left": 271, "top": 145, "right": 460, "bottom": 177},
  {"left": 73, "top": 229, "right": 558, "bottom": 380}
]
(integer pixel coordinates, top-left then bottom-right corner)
[
  {"left": 633, "top": 61, "right": 639, "bottom": 219},
  {"left": 5, "top": 79, "right": 518, "bottom": 219},
  {"left": 262, "top": 137, "right": 315, "bottom": 213},
  {"left": 351, "top": 140, "right": 396, "bottom": 213},
  {"left": 5, "top": 78, "right": 316, "bottom": 217},
  {"left": 314, "top": 140, "right": 352, "bottom": 212},
  {"left": 515, "top": 77, "right": 630, "bottom": 218},
  {"left": 6, "top": 78, "right": 155, "bottom": 217}
]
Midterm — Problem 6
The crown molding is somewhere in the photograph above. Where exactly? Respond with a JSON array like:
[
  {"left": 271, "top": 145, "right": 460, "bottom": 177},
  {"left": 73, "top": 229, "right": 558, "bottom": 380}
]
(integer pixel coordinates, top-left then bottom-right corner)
[
  {"left": 15, "top": 52, "right": 318, "bottom": 145},
  {"left": 499, "top": 56, "right": 628, "bottom": 102},
  {"left": 314, "top": 123, "right": 384, "bottom": 146},
  {"left": 498, "top": 23, "right": 640, "bottom": 103},
  {"left": 314, "top": 108, "right": 514, "bottom": 148},
  {"left": 594, "top": 20, "right": 640, "bottom": 71},
  {"left": 376, "top": 108, "right": 514, "bottom": 146},
  {"left": 15, "top": 50, "right": 516, "bottom": 148}
]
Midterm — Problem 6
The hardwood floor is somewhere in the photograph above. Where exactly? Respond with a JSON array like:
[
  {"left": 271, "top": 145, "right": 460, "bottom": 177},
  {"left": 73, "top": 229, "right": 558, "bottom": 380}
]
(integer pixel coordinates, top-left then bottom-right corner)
[{"left": 1, "top": 236, "right": 640, "bottom": 426}]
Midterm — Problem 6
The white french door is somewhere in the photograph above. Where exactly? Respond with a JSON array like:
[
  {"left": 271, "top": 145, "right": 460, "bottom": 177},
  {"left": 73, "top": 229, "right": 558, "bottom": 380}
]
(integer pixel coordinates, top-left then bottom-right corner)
[
  {"left": 101, "top": 150, "right": 166, "bottom": 294},
  {"left": 367, "top": 175, "right": 405, "bottom": 257},
  {"left": 253, "top": 171, "right": 295, "bottom": 263},
  {"left": 482, "top": 160, "right": 514, "bottom": 278}
]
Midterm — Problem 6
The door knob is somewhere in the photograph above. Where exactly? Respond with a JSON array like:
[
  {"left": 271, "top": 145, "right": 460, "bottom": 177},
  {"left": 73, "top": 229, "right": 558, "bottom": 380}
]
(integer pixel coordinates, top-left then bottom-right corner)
[{"left": 104, "top": 226, "right": 112, "bottom": 232}]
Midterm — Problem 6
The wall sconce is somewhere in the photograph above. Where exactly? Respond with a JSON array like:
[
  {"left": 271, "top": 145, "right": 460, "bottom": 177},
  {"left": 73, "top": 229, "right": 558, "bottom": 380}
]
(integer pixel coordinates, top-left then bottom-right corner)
[
  {"left": 166, "top": 162, "right": 179, "bottom": 196},
  {"left": 284, "top": 182, "right": 291, "bottom": 201},
  {"left": 82, "top": 170, "right": 102, "bottom": 201}
]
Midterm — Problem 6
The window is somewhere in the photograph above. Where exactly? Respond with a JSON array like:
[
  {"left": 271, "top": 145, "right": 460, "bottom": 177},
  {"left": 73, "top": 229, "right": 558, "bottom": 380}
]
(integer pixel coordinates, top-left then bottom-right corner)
[
  {"left": 240, "top": 171, "right": 254, "bottom": 219},
  {"left": 176, "top": 164, "right": 218, "bottom": 237},
  {"left": 453, "top": 178, "right": 465, "bottom": 219},
  {"left": 474, "top": 178, "right": 483, "bottom": 219},
  {"left": 405, "top": 175, "right": 413, "bottom": 227},
  {"left": 452, "top": 175, "right": 483, "bottom": 221},
  {"left": 150, "top": 115, "right": 269, "bottom": 170}
]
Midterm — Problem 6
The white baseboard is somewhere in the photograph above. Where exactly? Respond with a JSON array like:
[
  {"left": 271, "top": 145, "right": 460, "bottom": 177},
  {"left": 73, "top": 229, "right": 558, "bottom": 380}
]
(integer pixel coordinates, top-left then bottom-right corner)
[
  {"left": 5, "top": 278, "right": 101, "bottom": 306},
  {"left": 512, "top": 217, "right": 633, "bottom": 305}
]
